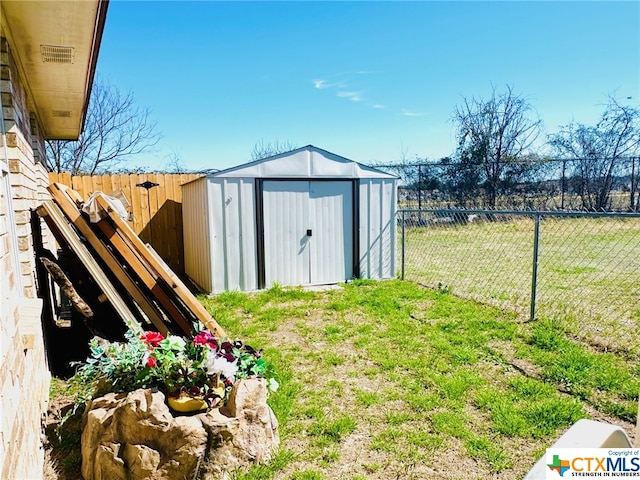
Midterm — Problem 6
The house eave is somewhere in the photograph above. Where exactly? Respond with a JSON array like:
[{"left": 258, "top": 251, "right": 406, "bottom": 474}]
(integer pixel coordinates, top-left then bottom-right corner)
[{"left": 1, "top": 0, "right": 108, "bottom": 140}]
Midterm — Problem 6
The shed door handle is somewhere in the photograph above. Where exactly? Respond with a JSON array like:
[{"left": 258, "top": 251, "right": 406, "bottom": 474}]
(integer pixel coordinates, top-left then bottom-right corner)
[{"left": 306, "top": 229, "right": 312, "bottom": 237}]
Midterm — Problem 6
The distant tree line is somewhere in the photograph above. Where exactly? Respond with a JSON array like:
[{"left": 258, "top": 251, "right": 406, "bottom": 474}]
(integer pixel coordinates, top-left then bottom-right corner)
[
  {"left": 380, "top": 156, "right": 640, "bottom": 212},
  {"left": 374, "top": 86, "right": 640, "bottom": 212}
]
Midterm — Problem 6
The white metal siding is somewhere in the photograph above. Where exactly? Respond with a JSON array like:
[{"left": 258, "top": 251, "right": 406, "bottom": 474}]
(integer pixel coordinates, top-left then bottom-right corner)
[
  {"left": 263, "top": 181, "right": 310, "bottom": 287},
  {"left": 182, "top": 178, "right": 212, "bottom": 292},
  {"left": 209, "top": 178, "right": 258, "bottom": 293},
  {"left": 309, "top": 181, "right": 353, "bottom": 284},
  {"left": 359, "top": 179, "right": 397, "bottom": 279}
]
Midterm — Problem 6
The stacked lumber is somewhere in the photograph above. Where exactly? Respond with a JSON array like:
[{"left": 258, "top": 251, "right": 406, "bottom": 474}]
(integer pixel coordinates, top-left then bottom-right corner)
[{"left": 37, "top": 183, "right": 224, "bottom": 338}]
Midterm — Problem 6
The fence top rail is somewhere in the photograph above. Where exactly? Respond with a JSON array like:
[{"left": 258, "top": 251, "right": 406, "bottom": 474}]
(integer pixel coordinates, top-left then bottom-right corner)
[{"left": 398, "top": 208, "right": 640, "bottom": 219}]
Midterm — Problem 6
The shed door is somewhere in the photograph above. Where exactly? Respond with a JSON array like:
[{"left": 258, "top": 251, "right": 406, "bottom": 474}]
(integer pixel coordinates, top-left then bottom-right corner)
[{"left": 263, "top": 181, "right": 353, "bottom": 287}]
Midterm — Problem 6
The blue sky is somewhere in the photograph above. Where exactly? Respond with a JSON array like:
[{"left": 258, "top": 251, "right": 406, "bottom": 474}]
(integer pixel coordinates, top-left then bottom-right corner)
[{"left": 97, "top": 1, "right": 640, "bottom": 172}]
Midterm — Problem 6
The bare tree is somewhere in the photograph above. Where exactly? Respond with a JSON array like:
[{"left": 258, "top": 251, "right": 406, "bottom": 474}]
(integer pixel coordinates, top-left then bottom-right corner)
[
  {"left": 369, "top": 147, "right": 418, "bottom": 188},
  {"left": 548, "top": 95, "right": 640, "bottom": 211},
  {"left": 452, "top": 85, "right": 542, "bottom": 207},
  {"left": 250, "top": 139, "right": 298, "bottom": 161},
  {"left": 46, "top": 77, "right": 161, "bottom": 175},
  {"left": 163, "top": 149, "right": 188, "bottom": 173}
]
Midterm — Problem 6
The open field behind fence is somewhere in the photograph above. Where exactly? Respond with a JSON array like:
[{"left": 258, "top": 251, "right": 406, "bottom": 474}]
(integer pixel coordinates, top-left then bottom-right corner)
[{"left": 399, "top": 209, "right": 640, "bottom": 355}]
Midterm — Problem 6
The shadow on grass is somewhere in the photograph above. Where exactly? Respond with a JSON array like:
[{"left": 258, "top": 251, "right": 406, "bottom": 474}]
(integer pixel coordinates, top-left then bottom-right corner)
[{"left": 44, "top": 398, "right": 83, "bottom": 480}]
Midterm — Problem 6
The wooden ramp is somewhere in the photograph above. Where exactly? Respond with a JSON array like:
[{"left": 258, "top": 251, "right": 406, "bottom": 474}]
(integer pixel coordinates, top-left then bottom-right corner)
[{"left": 38, "top": 183, "right": 225, "bottom": 338}]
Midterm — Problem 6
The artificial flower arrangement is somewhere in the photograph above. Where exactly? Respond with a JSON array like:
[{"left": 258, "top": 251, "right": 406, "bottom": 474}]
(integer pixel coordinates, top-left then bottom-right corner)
[{"left": 71, "top": 323, "right": 278, "bottom": 412}]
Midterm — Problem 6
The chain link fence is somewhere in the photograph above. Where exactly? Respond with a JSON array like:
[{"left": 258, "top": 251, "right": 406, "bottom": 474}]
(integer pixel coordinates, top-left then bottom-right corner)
[
  {"left": 377, "top": 157, "right": 640, "bottom": 212},
  {"left": 398, "top": 209, "right": 640, "bottom": 355}
]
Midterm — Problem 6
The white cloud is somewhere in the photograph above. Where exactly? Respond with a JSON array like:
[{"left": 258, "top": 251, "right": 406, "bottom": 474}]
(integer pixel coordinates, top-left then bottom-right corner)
[
  {"left": 337, "top": 91, "right": 362, "bottom": 102},
  {"left": 313, "top": 74, "right": 384, "bottom": 107},
  {"left": 402, "top": 109, "right": 425, "bottom": 117}
]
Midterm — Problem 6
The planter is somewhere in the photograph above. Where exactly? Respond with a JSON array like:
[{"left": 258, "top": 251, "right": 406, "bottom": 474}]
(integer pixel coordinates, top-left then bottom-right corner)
[{"left": 82, "top": 379, "right": 279, "bottom": 480}]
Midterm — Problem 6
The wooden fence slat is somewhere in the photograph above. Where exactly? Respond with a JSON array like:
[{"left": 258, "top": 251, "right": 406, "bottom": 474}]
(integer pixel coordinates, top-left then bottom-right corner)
[
  {"left": 71, "top": 175, "right": 82, "bottom": 192},
  {"left": 129, "top": 174, "right": 143, "bottom": 235},
  {"left": 164, "top": 174, "right": 177, "bottom": 268},
  {"left": 82, "top": 175, "right": 93, "bottom": 197},
  {"left": 153, "top": 174, "right": 167, "bottom": 264},
  {"left": 93, "top": 175, "right": 104, "bottom": 195}
]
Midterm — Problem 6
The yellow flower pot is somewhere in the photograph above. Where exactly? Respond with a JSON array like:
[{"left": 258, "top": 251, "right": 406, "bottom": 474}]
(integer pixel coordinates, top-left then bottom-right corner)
[{"left": 167, "top": 393, "right": 208, "bottom": 413}]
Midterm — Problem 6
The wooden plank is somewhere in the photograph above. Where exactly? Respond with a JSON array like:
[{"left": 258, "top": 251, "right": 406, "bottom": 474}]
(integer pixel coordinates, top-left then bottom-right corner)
[
  {"left": 93, "top": 194, "right": 226, "bottom": 338},
  {"left": 91, "top": 212, "right": 194, "bottom": 336},
  {"left": 48, "top": 172, "right": 208, "bottom": 280},
  {"left": 52, "top": 183, "right": 196, "bottom": 336},
  {"left": 36, "top": 201, "right": 143, "bottom": 335},
  {"left": 48, "top": 183, "right": 172, "bottom": 335}
]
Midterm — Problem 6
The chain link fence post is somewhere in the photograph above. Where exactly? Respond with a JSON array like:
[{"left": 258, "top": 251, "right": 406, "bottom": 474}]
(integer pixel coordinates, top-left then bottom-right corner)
[
  {"left": 530, "top": 213, "right": 541, "bottom": 321},
  {"left": 401, "top": 210, "right": 406, "bottom": 280}
]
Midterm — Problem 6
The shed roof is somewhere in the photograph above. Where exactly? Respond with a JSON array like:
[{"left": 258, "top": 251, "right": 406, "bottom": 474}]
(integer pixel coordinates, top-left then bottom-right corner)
[{"left": 203, "top": 145, "right": 397, "bottom": 180}]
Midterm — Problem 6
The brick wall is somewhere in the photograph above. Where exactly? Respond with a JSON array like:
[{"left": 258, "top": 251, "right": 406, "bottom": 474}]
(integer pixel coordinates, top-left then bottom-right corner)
[{"left": 0, "top": 33, "right": 52, "bottom": 479}]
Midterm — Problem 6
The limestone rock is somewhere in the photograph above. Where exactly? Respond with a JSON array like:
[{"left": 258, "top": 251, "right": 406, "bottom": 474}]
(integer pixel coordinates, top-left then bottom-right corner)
[
  {"left": 81, "top": 378, "right": 279, "bottom": 480},
  {"left": 202, "top": 378, "right": 280, "bottom": 479}
]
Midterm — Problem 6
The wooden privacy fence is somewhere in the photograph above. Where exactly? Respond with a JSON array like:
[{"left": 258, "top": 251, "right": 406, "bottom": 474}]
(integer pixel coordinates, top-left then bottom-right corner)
[{"left": 48, "top": 172, "right": 203, "bottom": 274}]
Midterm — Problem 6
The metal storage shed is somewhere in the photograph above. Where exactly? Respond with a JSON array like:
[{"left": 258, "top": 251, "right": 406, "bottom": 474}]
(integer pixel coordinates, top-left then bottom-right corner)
[{"left": 182, "top": 145, "right": 398, "bottom": 294}]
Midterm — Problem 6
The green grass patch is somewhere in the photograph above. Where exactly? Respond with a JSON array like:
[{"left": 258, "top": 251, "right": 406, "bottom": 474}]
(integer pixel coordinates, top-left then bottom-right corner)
[
  {"left": 465, "top": 435, "right": 512, "bottom": 472},
  {"left": 354, "top": 388, "right": 380, "bottom": 407},
  {"left": 308, "top": 416, "right": 357, "bottom": 443},
  {"left": 289, "top": 470, "right": 326, "bottom": 480},
  {"left": 48, "top": 279, "right": 640, "bottom": 479},
  {"left": 519, "top": 318, "right": 640, "bottom": 421}
]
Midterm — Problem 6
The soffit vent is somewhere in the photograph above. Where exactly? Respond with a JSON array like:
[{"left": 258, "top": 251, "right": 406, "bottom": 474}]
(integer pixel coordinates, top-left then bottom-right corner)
[
  {"left": 51, "top": 110, "right": 72, "bottom": 118},
  {"left": 40, "top": 45, "right": 74, "bottom": 64}
]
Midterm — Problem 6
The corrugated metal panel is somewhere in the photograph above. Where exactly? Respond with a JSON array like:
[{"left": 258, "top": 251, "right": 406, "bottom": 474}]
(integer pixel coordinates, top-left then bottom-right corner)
[
  {"left": 263, "top": 181, "right": 310, "bottom": 287},
  {"left": 238, "top": 179, "right": 258, "bottom": 290},
  {"left": 209, "top": 178, "right": 258, "bottom": 293},
  {"left": 182, "top": 177, "right": 212, "bottom": 292},
  {"left": 359, "top": 179, "right": 397, "bottom": 279},
  {"left": 309, "top": 181, "right": 353, "bottom": 284}
]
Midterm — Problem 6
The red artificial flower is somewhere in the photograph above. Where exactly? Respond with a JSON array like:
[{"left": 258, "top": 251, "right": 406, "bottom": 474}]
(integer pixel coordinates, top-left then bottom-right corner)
[
  {"left": 141, "top": 331, "right": 164, "bottom": 348},
  {"left": 193, "top": 331, "right": 218, "bottom": 349},
  {"left": 146, "top": 356, "right": 157, "bottom": 368}
]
